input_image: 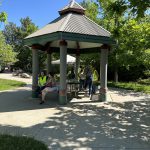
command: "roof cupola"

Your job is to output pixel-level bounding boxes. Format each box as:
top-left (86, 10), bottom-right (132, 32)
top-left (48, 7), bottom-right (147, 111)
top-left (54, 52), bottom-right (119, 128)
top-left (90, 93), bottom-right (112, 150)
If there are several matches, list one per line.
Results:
top-left (59, 0), bottom-right (86, 15)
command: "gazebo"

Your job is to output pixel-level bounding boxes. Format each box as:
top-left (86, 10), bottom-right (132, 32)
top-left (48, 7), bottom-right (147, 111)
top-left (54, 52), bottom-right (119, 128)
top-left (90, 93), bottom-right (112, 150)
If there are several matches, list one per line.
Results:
top-left (24, 0), bottom-right (115, 104)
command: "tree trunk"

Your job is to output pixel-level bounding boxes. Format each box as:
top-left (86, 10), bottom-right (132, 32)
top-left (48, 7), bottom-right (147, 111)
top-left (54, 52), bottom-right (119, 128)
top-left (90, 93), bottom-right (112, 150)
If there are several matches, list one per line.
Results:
top-left (114, 16), bottom-right (119, 83)
top-left (114, 67), bottom-right (118, 82)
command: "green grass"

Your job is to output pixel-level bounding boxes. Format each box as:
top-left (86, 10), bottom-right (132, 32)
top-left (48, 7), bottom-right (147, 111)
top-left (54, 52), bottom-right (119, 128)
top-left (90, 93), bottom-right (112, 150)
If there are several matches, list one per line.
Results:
top-left (108, 81), bottom-right (150, 94)
top-left (0, 134), bottom-right (48, 150)
top-left (0, 78), bottom-right (26, 91)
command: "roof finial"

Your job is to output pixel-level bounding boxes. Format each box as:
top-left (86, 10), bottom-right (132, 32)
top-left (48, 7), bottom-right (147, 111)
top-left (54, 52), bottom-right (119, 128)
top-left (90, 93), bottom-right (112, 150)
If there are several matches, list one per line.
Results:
top-left (70, 0), bottom-right (75, 7)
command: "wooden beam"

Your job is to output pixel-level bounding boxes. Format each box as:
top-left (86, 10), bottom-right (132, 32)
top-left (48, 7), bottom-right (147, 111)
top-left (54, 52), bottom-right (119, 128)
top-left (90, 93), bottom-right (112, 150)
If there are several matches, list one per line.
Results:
top-left (31, 42), bottom-right (54, 53)
top-left (44, 42), bottom-right (53, 54)
top-left (100, 44), bottom-right (111, 50)
top-left (31, 44), bottom-right (45, 51)
top-left (76, 41), bottom-right (80, 56)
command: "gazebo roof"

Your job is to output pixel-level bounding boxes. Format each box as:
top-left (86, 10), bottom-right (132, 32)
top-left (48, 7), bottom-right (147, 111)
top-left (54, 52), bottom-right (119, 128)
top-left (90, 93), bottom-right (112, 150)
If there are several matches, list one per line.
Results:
top-left (24, 0), bottom-right (115, 52)
top-left (26, 13), bottom-right (110, 39)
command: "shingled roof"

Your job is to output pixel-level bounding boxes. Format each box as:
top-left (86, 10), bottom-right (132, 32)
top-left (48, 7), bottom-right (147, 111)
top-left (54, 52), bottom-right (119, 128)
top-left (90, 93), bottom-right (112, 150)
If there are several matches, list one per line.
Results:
top-left (26, 13), bottom-right (110, 39)
top-left (25, 0), bottom-right (115, 48)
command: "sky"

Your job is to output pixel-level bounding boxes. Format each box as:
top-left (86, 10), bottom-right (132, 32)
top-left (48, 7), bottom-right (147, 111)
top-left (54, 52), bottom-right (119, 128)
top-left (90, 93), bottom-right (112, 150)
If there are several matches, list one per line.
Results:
top-left (0, 0), bottom-right (83, 30)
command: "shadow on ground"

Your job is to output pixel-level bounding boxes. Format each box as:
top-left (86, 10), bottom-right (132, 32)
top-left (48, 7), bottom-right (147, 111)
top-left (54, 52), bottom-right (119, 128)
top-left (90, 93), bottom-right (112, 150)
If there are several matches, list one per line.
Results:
top-left (0, 100), bottom-right (149, 148)
top-left (0, 87), bottom-right (61, 113)
top-left (0, 88), bottom-right (150, 149)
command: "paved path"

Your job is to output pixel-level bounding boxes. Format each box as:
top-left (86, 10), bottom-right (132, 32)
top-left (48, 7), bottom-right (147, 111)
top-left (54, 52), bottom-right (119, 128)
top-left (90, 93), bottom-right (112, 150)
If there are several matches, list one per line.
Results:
top-left (0, 72), bottom-right (32, 84)
top-left (0, 73), bottom-right (150, 149)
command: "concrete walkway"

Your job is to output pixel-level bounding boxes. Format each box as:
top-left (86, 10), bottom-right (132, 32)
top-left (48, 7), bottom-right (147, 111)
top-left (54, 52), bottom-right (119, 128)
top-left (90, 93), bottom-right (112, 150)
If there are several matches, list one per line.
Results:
top-left (0, 73), bottom-right (150, 150)
top-left (0, 72), bottom-right (32, 84)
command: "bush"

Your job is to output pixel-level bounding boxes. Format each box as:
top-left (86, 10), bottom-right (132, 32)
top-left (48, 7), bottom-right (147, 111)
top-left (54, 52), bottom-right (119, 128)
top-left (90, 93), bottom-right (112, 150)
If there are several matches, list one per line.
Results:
top-left (0, 134), bottom-right (48, 150)
top-left (108, 81), bottom-right (150, 94)
top-left (108, 65), bottom-right (147, 82)
top-left (137, 78), bottom-right (150, 85)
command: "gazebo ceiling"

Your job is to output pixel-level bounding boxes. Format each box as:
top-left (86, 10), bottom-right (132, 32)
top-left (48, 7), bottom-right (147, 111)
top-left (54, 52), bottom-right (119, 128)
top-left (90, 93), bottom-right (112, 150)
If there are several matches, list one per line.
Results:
top-left (24, 0), bottom-right (115, 52)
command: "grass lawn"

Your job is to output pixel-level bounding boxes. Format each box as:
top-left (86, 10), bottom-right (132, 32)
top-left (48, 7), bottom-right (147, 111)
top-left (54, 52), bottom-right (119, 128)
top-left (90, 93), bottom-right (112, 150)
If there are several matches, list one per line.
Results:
top-left (0, 134), bottom-right (48, 150)
top-left (108, 81), bottom-right (150, 94)
top-left (0, 78), bottom-right (26, 91)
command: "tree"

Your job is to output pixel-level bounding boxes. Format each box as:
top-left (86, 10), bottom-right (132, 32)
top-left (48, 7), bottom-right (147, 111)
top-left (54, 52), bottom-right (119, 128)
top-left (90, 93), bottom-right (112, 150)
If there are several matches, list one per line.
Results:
top-left (3, 17), bottom-right (38, 72)
top-left (3, 22), bottom-right (20, 46)
top-left (128, 0), bottom-right (150, 18)
top-left (97, 0), bottom-right (127, 82)
top-left (81, 0), bottom-right (150, 81)
top-left (118, 17), bottom-right (150, 79)
top-left (80, 0), bottom-right (99, 22)
top-left (0, 1), bottom-right (7, 23)
top-left (97, 0), bottom-right (150, 18)
top-left (96, 0), bottom-right (149, 81)
top-left (0, 32), bottom-right (17, 66)
top-left (0, 12), bottom-right (7, 22)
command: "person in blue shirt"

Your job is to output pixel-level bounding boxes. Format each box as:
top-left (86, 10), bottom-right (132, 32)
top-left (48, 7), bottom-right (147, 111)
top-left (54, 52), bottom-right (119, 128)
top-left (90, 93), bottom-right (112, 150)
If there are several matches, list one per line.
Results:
top-left (84, 65), bottom-right (93, 97)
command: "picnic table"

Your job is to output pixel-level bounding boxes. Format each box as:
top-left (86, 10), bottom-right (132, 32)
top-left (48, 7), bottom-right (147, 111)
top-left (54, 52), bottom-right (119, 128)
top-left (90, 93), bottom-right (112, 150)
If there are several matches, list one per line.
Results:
top-left (67, 80), bottom-right (80, 96)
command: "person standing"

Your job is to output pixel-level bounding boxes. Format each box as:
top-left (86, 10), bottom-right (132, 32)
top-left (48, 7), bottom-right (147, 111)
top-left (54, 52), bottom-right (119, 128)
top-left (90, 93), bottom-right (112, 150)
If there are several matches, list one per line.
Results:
top-left (84, 66), bottom-right (93, 97)
top-left (92, 67), bottom-right (99, 94)
top-left (67, 67), bottom-right (75, 80)
top-left (78, 66), bottom-right (85, 91)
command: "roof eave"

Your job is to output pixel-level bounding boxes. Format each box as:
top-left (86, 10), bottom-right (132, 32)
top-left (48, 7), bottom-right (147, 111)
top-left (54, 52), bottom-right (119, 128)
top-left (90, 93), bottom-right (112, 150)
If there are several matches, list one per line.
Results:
top-left (24, 31), bottom-right (116, 46)
top-left (61, 32), bottom-right (116, 45)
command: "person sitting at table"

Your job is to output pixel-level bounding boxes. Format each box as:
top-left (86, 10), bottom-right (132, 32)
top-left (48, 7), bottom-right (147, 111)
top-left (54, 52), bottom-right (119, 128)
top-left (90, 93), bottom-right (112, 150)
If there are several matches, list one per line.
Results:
top-left (40, 72), bottom-right (58, 104)
top-left (91, 67), bottom-right (99, 94)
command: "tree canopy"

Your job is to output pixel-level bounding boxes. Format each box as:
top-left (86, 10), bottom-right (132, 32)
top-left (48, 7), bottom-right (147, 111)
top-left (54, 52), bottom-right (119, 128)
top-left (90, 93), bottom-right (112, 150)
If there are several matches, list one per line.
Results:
top-left (0, 32), bottom-right (17, 66)
top-left (97, 0), bottom-right (150, 18)
top-left (80, 0), bottom-right (150, 81)
top-left (0, 1), bottom-right (7, 23)
top-left (3, 17), bottom-right (38, 71)
top-left (0, 11), bottom-right (7, 23)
